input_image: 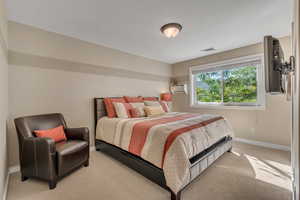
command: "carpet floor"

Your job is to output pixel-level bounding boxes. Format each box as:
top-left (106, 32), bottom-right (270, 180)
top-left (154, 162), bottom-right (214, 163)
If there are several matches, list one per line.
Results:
top-left (7, 142), bottom-right (292, 200)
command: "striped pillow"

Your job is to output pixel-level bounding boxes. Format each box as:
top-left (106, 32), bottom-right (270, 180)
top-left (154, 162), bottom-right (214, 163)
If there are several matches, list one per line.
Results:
top-left (159, 101), bottom-right (170, 112)
top-left (104, 97), bottom-right (126, 118)
top-left (130, 102), bottom-right (145, 108)
top-left (144, 106), bottom-right (165, 117)
top-left (130, 107), bottom-right (146, 118)
top-left (144, 101), bottom-right (170, 112)
top-left (113, 102), bottom-right (133, 118)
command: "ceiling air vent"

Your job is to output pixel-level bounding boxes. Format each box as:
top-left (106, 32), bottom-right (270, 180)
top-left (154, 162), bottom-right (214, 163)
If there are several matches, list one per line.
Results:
top-left (202, 47), bottom-right (216, 52)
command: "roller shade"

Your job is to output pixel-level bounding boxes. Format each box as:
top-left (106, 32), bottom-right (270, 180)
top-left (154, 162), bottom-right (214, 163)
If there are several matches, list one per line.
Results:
top-left (191, 59), bottom-right (261, 75)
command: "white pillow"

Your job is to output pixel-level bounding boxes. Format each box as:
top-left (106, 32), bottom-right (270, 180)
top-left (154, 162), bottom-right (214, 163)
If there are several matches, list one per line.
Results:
top-left (113, 102), bottom-right (146, 118)
top-left (144, 101), bottom-right (169, 112)
top-left (130, 102), bottom-right (145, 108)
top-left (113, 102), bottom-right (131, 118)
top-left (130, 107), bottom-right (146, 118)
top-left (144, 101), bottom-right (160, 106)
top-left (144, 106), bottom-right (166, 117)
top-left (129, 102), bottom-right (146, 116)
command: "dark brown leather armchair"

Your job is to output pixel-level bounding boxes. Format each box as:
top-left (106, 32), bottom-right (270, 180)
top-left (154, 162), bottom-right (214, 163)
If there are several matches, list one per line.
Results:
top-left (14, 113), bottom-right (90, 189)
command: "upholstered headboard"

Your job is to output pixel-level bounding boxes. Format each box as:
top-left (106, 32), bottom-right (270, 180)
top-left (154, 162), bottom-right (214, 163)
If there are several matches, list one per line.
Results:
top-left (94, 98), bottom-right (107, 129)
top-left (94, 97), bottom-right (159, 129)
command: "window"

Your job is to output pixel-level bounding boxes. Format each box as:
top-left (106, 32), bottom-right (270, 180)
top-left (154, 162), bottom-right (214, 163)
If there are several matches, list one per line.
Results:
top-left (190, 55), bottom-right (265, 109)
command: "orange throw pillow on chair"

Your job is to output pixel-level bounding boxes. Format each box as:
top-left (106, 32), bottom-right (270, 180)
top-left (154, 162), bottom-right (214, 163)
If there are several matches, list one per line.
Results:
top-left (34, 125), bottom-right (67, 143)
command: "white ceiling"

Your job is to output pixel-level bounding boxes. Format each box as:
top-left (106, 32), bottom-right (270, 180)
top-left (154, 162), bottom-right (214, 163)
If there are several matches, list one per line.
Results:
top-left (6, 0), bottom-right (293, 64)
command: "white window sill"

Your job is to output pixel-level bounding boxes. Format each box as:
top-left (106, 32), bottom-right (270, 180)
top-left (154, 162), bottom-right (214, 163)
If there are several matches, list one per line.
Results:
top-left (190, 103), bottom-right (266, 110)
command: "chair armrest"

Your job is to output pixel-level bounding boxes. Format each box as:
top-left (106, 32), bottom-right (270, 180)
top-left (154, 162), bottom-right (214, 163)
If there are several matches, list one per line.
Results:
top-left (21, 137), bottom-right (56, 180)
top-left (64, 127), bottom-right (89, 143)
top-left (23, 137), bottom-right (56, 155)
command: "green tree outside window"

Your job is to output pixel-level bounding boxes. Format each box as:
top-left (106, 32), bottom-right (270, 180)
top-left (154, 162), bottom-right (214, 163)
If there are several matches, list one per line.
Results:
top-left (196, 66), bottom-right (257, 103)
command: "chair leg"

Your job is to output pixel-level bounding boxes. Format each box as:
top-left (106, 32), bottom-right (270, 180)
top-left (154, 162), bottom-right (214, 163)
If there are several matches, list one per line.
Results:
top-left (21, 175), bottom-right (28, 182)
top-left (171, 191), bottom-right (181, 200)
top-left (49, 180), bottom-right (57, 190)
top-left (84, 160), bottom-right (89, 167)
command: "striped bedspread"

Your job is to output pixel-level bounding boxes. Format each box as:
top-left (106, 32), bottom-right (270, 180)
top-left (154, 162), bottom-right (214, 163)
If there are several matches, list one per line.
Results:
top-left (96, 112), bottom-right (234, 192)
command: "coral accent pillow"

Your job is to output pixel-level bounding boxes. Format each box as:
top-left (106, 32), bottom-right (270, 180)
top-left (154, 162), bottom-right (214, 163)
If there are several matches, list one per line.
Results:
top-left (161, 93), bottom-right (172, 101)
top-left (34, 125), bottom-right (67, 143)
top-left (124, 96), bottom-right (144, 103)
top-left (143, 97), bottom-right (157, 101)
top-left (144, 106), bottom-right (166, 117)
top-left (104, 97), bottom-right (126, 118)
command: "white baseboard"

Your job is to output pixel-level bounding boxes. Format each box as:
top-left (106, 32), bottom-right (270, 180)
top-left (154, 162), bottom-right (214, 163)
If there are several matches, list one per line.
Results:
top-left (234, 137), bottom-right (290, 151)
top-left (90, 146), bottom-right (95, 152)
top-left (2, 173), bottom-right (9, 200)
top-left (8, 166), bottom-right (20, 174)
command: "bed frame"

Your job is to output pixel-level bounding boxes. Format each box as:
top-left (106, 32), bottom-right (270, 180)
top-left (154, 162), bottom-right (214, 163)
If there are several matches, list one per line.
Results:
top-left (94, 97), bottom-right (232, 200)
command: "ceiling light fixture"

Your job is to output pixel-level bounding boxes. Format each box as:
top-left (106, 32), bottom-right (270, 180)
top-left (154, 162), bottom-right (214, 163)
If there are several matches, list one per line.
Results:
top-left (160, 23), bottom-right (182, 38)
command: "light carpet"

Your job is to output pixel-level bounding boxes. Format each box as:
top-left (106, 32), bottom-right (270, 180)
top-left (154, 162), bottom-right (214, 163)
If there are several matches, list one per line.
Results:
top-left (6, 142), bottom-right (292, 200)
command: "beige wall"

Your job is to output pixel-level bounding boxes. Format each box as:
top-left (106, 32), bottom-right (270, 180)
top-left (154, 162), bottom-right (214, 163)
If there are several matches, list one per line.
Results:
top-left (0, 0), bottom-right (8, 198)
top-left (0, 0), bottom-right (6, 43)
top-left (172, 36), bottom-right (292, 147)
top-left (6, 20), bottom-right (291, 168)
top-left (7, 21), bottom-right (172, 167)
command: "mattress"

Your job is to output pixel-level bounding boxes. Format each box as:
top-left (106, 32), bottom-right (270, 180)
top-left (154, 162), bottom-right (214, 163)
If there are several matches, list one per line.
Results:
top-left (96, 112), bottom-right (234, 192)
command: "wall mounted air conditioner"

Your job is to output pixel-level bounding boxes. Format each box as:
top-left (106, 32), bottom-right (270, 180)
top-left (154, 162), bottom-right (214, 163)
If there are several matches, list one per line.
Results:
top-left (171, 84), bottom-right (187, 94)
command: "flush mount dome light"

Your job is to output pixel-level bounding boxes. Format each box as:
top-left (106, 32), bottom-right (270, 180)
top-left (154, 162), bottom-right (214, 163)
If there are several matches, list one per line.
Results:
top-left (160, 23), bottom-right (182, 38)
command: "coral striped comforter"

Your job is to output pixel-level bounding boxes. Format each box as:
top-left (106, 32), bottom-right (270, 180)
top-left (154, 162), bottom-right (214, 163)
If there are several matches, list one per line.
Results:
top-left (96, 112), bottom-right (233, 192)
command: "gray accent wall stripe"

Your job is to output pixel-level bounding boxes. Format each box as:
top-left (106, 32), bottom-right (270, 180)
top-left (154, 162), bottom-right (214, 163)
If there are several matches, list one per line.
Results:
top-left (0, 26), bottom-right (7, 58)
top-left (8, 51), bottom-right (170, 82)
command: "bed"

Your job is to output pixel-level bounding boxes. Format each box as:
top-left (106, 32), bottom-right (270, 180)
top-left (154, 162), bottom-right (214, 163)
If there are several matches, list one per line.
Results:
top-left (94, 97), bottom-right (233, 200)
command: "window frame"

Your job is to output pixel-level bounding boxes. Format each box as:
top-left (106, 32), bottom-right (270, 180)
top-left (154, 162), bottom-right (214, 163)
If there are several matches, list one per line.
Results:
top-left (189, 54), bottom-right (266, 110)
